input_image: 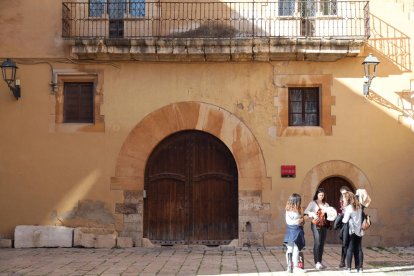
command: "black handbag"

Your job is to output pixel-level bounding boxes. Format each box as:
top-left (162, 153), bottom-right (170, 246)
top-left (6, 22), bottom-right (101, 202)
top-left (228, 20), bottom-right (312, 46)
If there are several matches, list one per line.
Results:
top-left (333, 213), bottom-right (344, 230)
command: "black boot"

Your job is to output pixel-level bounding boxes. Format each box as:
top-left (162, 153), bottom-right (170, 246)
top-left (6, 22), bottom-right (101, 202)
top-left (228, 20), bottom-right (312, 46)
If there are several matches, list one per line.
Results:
top-left (339, 258), bottom-right (345, 268)
top-left (339, 247), bottom-right (346, 268)
top-left (287, 253), bottom-right (293, 273)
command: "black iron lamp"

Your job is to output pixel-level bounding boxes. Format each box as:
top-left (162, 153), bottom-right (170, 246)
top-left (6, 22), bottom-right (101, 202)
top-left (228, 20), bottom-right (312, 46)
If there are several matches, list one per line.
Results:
top-left (362, 53), bottom-right (380, 96)
top-left (1, 58), bottom-right (21, 99)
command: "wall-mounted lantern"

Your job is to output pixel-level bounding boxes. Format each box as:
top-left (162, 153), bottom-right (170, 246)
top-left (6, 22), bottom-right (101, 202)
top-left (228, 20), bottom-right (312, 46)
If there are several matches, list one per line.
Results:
top-left (1, 58), bottom-right (21, 100)
top-left (362, 53), bottom-right (380, 96)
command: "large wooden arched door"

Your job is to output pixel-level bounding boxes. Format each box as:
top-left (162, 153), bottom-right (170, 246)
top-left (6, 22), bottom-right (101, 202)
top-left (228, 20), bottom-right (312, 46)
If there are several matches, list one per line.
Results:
top-left (144, 130), bottom-right (238, 245)
top-left (318, 177), bottom-right (354, 244)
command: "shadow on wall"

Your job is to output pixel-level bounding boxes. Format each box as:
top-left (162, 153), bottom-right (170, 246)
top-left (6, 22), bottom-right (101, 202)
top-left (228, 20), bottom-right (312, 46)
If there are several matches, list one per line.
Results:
top-left (56, 200), bottom-right (116, 229)
top-left (368, 13), bottom-right (412, 72)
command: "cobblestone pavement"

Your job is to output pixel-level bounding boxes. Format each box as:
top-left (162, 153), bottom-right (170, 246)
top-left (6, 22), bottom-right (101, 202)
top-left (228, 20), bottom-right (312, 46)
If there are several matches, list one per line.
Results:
top-left (0, 246), bottom-right (413, 275)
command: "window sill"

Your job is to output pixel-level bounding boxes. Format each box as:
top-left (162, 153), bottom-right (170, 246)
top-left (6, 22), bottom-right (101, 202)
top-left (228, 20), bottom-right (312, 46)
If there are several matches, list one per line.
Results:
top-left (49, 121), bottom-right (105, 133)
top-left (283, 126), bottom-right (326, 136)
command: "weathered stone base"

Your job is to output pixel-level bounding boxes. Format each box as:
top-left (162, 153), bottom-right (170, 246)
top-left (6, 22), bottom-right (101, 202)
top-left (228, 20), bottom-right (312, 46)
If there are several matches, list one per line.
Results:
top-left (14, 226), bottom-right (73, 248)
top-left (0, 239), bottom-right (12, 248)
top-left (116, 191), bottom-right (144, 246)
top-left (238, 190), bottom-right (271, 247)
top-left (116, 237), bottom-right (133, 248)
top-left (73, 228), bottom-right (117, 248)
top-left (116, 190), bottom-right (271, 247)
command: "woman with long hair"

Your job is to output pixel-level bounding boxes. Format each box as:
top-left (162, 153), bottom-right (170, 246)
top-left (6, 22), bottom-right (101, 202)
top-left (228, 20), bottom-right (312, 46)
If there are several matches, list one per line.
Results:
top-left (342, 191), bottom-right (364, 273)
top-left (338, 186), bottom-right (352, 268)
top-left (304, 187), bottom-right (330, 269)
top-left (283, 193), bottom-right (305, 273)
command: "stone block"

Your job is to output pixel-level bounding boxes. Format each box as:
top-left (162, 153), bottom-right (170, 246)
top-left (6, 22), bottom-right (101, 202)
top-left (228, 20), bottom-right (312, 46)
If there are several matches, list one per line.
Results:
top-left (115, 203), bottom-right (138, 214)
top-left (220, 239), bottom-right (239, 249)
top-left (253, 222), bottom-right (269, 233)
top-left (123, 190), bottom-right (141, 204)
top-left (0, 239), bottom-right (12, 248)
top-left (124, 214), bottom-right (140, 223)
top-left (117, 237), bottom-right (133, 248)
top-left (123, 222), bottom-right (138, 232)
top-left (142, 238), bottom-right (161, 248)
top-left (14, 225), bottom-right (73, 248)
top-left (74, 228), bottom-right (117, 248)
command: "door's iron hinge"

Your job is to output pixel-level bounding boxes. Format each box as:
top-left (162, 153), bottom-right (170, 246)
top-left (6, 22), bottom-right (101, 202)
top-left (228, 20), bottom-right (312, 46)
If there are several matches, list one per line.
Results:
top-left (143, 189), bottom-right (147, 198)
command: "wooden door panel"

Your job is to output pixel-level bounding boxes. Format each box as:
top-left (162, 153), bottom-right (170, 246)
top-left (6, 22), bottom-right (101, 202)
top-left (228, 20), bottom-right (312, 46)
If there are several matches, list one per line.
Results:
top-left (191, 134), bottom-right (238, 243)
top-left (144, 130), bottom-right (238, 245)
top-left (146, 178), bottom-right (186, 242)
top-left (191, 178), bottom-right (236, 243)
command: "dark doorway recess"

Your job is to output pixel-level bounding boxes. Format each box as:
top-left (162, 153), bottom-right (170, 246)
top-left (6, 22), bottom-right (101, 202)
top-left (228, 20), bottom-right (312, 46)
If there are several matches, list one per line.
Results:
top-left (318, 176), bottom-right (354, 244)
top-left (144, 130), bottom-right (238, 245)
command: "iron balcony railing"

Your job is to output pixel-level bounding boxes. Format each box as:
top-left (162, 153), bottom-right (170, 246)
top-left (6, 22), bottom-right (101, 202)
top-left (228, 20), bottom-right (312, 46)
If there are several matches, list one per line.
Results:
top-left (62, 1), bottom-right (370, 39)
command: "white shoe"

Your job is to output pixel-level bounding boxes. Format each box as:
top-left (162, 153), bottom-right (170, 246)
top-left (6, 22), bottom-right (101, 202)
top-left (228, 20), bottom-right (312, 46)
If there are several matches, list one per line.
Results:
top-left (315, 262), bottom-right (326, 269)
top-left (293, 267), bottom-right (305, 273)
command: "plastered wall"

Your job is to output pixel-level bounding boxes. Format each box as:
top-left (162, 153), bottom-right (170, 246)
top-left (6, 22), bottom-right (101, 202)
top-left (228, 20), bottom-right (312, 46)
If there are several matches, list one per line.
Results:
top-left (0, 0), bottom-right (413, 246)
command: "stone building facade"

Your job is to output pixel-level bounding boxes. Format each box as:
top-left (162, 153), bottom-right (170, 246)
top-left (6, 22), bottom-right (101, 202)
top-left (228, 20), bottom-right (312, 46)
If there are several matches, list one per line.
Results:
top-left (0, 0), bottom-right (414, 247)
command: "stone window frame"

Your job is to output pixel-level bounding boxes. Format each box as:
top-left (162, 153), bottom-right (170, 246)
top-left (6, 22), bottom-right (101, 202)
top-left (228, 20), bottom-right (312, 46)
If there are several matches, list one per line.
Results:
top-left (274, 74), bottom-right (335, 136)
top-left (49, 70), bottom-right (105, 133)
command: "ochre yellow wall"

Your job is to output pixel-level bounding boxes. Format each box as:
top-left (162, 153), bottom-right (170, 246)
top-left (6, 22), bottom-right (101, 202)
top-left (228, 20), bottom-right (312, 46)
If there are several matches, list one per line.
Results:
top-left (0, 0), bottom-right (413, 246)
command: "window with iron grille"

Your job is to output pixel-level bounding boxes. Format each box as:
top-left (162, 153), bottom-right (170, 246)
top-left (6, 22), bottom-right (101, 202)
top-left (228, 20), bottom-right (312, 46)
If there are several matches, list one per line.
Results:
top-left (88, 0), bottom-right (146, 17)
top-left (63, 83), bottom-right (94, 123)
top-left (279, 0), bottom-right (295, 16)
top-left (89, 0), bottom-right (105, 17)
top-left (130, 0), bottom-right (145, 17)
top-left (288, 87), bottom-right (320, 126)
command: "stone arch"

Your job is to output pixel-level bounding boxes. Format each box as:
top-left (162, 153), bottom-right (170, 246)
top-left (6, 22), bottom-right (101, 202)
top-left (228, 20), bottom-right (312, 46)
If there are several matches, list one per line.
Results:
top-left (300, 160), bottom-right (380, 246)
top-left (301, 160), bottom-right (372, 203)
top-left (112, 101), bottom-right (269, 191)
top-left (111, 101), bottom-right (272, 246)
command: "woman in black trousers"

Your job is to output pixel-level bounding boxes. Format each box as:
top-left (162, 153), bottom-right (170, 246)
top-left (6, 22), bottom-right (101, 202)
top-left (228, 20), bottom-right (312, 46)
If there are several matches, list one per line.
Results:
top-left (338, 186), bottom-right (352, 267)
top-left (342, 192), bottom-right (364, 273)
top-left (304, 188), bottom-right (330, 270)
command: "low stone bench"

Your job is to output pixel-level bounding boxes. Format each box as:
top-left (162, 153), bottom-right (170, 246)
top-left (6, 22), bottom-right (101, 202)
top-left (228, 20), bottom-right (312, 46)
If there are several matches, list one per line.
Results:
top-left (74, 227), bottom-right (117, 248)
top-left (14, 225), bottom-right (73, 248)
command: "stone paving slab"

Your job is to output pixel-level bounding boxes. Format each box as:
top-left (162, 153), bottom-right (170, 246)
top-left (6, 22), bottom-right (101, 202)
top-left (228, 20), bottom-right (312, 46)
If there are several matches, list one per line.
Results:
top-left (0, 246), bottom-right (413, 275)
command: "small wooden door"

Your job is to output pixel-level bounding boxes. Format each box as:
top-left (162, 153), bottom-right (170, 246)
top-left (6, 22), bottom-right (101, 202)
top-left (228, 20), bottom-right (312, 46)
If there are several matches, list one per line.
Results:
top-left (318, 177), bottom-right (354, 244)
top-left (144, 130), bottom-right (238, 245)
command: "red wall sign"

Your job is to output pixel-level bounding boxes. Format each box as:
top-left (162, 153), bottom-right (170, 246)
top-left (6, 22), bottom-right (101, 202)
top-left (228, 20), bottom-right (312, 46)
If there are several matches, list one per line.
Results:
top-left (281, 165), bottom-right (296, 178)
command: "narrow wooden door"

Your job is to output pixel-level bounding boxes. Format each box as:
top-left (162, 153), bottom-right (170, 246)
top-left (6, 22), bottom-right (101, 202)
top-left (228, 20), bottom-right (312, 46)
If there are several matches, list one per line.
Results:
top-left (144, 130), bottom-right (238, 245)
top-left (318, 177), bottom-right (354, 244)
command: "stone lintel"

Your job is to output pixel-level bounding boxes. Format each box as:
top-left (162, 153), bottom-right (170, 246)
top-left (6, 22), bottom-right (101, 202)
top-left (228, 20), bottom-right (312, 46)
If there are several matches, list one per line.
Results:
top-left (70, 38), bottom-right (364, 62)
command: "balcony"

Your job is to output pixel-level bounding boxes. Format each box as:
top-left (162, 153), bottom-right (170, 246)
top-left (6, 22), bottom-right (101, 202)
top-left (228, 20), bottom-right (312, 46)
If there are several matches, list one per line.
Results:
top-left (63, 1), bottom-right (370, 61)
